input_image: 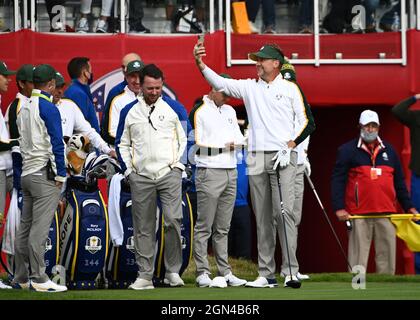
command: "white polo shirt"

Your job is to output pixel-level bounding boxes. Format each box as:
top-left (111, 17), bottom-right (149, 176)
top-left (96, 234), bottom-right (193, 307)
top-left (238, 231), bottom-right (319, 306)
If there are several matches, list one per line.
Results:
top-left (202, 66), bottom-right (309, 152)
top-left (192, 95), bottom-right (245, 168)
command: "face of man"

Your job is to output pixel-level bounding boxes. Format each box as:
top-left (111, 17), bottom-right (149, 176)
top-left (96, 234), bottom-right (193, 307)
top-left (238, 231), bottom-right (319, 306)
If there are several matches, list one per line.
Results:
top-left (0, 74), bottom-right (12, 93)
top-left (360, 122), bottom-right (380, 143)
top-left (211, 89), bottom-right (230, 107)
top-left (255, 57), bottom-right (280, 81)
top-left (18, 80), bottom-right (34, 98)
top-left (141, 76), bottom-right (163, 105)
top-left (52, 85), bottom-right (65, 104)
top-left (126, 72), bottom-right (141, 95)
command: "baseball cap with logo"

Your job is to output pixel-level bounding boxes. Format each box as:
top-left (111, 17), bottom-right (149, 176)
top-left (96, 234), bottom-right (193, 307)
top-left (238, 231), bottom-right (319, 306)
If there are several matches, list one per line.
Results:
top-left (0, 61), bottom-right (16, 76)
top-left (33, 64), bottom-right (56, 83)
top-left (280, 60), bottom-right (296, 81)
top-left (248, 44), bottom-right (285, 63)
top-left (126, 60), bottom-right (145, 74)
top-left (55, 72), bottom-right (66, 87)
top-left (359, 110), bottom-right (380, 126)
top-left (16, 64), bottom-right (34, 82)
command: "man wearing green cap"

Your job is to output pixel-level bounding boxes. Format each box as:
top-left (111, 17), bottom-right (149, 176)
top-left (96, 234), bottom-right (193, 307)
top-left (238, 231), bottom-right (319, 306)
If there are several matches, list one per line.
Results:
top-left (189, 74), bottom-right (247, 288)
top-left (0, 61), bottom-right (17, 290)
top-left (13, 64), bottom-right (67, 292)
top-left (102, 60), bottom-right (144, 147)
top-left (193, 42), bottom-right (315, 288)
top-left (53, 71), bottom-right (114, 158)
top-left (279, 60), bottom-right (312, 285)
top-left (5, 64), bottom-right (34, 192)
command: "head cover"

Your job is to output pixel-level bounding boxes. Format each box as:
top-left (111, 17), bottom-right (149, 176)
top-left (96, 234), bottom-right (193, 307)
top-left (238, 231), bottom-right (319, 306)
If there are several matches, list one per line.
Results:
top-left (280, 60), bottom-right (296, 81)
top-left (248, 45), bottom-right (285, 63)
top-left (359, 110), bottom-right (380, 126)
top-left (0, 61), bottom-right (16, 76)
top-left (66, 134), bottom-right (91, 175)
top-left (55, 72), bottom-right (66, 87)
top-left (126, 60), bottom-right (145, 74)
top-left (16, 64), bottom-right (34, 82)
top-left (33, 64), bottom-right (56, 83)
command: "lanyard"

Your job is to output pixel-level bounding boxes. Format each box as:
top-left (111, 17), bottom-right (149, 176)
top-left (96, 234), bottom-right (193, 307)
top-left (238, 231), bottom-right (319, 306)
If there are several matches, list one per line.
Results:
top-left (32, 92), bottom-right (52, 103)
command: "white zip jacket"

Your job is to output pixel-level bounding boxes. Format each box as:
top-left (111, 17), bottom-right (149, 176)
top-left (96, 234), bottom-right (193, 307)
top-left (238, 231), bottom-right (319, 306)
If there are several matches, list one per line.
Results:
top-left (192, 95), bottom-right (245, 168)
top-left (108, 85), bottom-right (138, 143)
top-left (116, 96), bottom-right (187, 180)
top-left (202, 66), bottom-right (309, 152)
top-left (56, 98), bottom-right (111, 155)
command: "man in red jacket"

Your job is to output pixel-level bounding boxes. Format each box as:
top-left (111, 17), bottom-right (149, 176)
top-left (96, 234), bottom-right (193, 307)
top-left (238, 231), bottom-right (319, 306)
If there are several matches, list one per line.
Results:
top-left (331, 110), bottom-right (418, 274)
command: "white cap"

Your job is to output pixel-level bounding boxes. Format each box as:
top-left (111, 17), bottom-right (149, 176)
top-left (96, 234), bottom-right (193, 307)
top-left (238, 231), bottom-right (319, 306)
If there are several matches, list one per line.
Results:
top-left (359, 110), bottom-right (380, 125)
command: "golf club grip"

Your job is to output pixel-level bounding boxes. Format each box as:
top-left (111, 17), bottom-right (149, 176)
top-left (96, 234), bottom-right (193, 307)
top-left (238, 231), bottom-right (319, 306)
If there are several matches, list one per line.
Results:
top-left (345, 220), bottom-right (352, 230)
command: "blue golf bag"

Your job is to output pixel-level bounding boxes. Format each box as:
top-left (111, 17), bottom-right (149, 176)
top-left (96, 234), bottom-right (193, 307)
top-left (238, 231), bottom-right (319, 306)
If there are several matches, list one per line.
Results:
top-left (59, 152), bottom-right (110, 290)
top-left (106, 172), bottom-right (193, 288)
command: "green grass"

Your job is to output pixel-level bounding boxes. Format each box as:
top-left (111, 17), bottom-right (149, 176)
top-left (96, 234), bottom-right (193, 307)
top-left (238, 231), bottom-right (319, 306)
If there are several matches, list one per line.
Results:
top-left (1, 257), bottom-right (419, 300)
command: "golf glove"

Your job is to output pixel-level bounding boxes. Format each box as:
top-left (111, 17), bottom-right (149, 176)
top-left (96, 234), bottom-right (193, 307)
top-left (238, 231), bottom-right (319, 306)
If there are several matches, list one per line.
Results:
top-left (303, 158), bottom-right (311, 177)
top-left (272, 147), bottom-right (291, 170)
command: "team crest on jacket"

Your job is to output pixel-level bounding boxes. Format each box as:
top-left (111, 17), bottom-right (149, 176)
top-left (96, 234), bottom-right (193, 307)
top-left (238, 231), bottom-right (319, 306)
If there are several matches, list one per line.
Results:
top-left (228, 118), bottom-right (233, 124)
top-left (85, 236), bottom-right (102, 254)
top-left (159, 115), bottom-right (165, 121)
top-left (382, 152), bottom-right (389, 161)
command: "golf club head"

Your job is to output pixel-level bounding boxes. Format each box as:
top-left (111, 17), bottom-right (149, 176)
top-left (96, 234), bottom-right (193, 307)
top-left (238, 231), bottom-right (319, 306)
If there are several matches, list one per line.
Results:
top-left (286, 279), bottom-right (301, 289)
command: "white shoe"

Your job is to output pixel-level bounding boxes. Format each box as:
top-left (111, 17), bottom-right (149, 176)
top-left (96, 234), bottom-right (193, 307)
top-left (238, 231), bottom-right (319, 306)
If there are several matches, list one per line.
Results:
top-left (76, 17), bottom-right (89, 33)
top-left (196, 273), bottom-right (212, 287)
top-left (128, 278), bottom-right (154, 290)
top-left (245, 277), bottom-right (278, 288)
top-left (163, 273), bottom-right (185, 287)
top-left (95, 19), bottom-right (108, 33)
top-left (0, 280), bottom-right (12, 289)
top-left (297, 272), bottom-right (310, 280)
top-left (224, 272), bottom-right (247, 287)
top-left (284, 275), bottom-right (300, 287)
top-left (30, 280), bottom-right (67, 292)
top-left (209, 276), bottom-right (227, 288)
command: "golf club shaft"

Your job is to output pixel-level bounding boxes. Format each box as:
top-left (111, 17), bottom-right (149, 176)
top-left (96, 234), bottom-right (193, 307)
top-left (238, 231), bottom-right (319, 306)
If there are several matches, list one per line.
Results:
top-left (304, 172), bottom-right (352, 271)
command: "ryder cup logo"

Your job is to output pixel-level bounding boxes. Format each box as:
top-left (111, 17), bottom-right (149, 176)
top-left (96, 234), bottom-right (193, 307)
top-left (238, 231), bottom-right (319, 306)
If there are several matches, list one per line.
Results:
top-left (45, 237), bottom-right (52, 252)
top-left (90, 69), bottom-right (179, 116)
top-left (85, 236), bottom-right (102, 254)
top-left (126, 236), bottom-right (135, 253)
top-left (382, 152), bottom-right (389, 161)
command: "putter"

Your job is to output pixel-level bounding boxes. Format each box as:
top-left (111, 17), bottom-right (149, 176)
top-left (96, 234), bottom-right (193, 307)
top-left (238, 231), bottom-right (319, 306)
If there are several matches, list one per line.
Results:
top-left (276, 167), bottom-right (301, 289)
top-left (304, 172), bottom-right (352, 271)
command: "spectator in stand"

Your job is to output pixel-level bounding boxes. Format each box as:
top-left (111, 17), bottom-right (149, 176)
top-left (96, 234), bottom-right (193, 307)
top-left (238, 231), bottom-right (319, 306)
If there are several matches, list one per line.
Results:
top-left (75, 0), bottom-right (114, 33)
top-left (128, 0), bottom-right (151, 33)
top-left (379, 0), bottom-right (400, 32)
top-left (246, 0), bottom-right (276, 34)
top-left (299, 0), bottom-right (313, 34)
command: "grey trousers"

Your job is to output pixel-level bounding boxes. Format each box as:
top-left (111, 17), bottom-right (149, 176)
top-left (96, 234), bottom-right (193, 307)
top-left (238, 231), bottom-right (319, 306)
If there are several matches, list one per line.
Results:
top-left (14, 169), bottom-right (61, 283)
top-left (247, 151), bottom-right (297, 279)
top-left (280, 163), bottom-right (305, 276)
top-left (193, 168), bottom-right (237, 276)
top-left (129, 169), bottom-right (183, 280)
top-left (348, 217), bottom-right (396, 274)
top-left (0, 170), bottom-right (13, 217)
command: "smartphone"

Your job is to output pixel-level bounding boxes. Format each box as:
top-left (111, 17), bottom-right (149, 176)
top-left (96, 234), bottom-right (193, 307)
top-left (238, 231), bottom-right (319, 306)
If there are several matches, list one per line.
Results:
top-left (198, 34), bottom-right (205, 44)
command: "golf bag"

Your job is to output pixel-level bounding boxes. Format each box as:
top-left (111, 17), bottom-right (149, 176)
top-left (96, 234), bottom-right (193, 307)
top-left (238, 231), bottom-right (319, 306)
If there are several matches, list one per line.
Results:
top-left (59, 153), bottom-right (109, 290)
top-left (44, 211), bottom-right (60, 277)
top-left (105, 170), bottom-right (193, 288)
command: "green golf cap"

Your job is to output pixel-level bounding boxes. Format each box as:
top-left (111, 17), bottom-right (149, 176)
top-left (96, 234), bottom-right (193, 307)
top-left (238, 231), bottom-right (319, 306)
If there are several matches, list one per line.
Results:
top-left (55, 71), bottom-right (66, 87)
top-left (16, 64), bottom-right (34, 82)
top-left (0, 61), bottom-right (16, 76)
top-left (248, 44), bottom-right (285, 63)
top-left (33, 64), bottom-right (56, 83)
top-left (219, 73), bottom-right (232, 79)
top-left (126, 60), bottom-right (144, 74)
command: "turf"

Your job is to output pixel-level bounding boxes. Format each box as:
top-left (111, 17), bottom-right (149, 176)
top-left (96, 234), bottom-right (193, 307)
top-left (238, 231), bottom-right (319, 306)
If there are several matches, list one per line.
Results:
top-left (1, 257), bottom-right (419, 300)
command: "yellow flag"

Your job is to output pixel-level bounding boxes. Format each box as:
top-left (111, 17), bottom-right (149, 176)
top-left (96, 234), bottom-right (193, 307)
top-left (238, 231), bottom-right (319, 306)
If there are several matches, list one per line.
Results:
top-left (391, 218), bottom-right (420, 252)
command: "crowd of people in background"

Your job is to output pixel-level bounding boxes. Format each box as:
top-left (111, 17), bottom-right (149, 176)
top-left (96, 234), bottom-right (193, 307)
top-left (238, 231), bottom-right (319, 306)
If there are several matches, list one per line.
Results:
top-left (0, 0), bottom-right (408, 34)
